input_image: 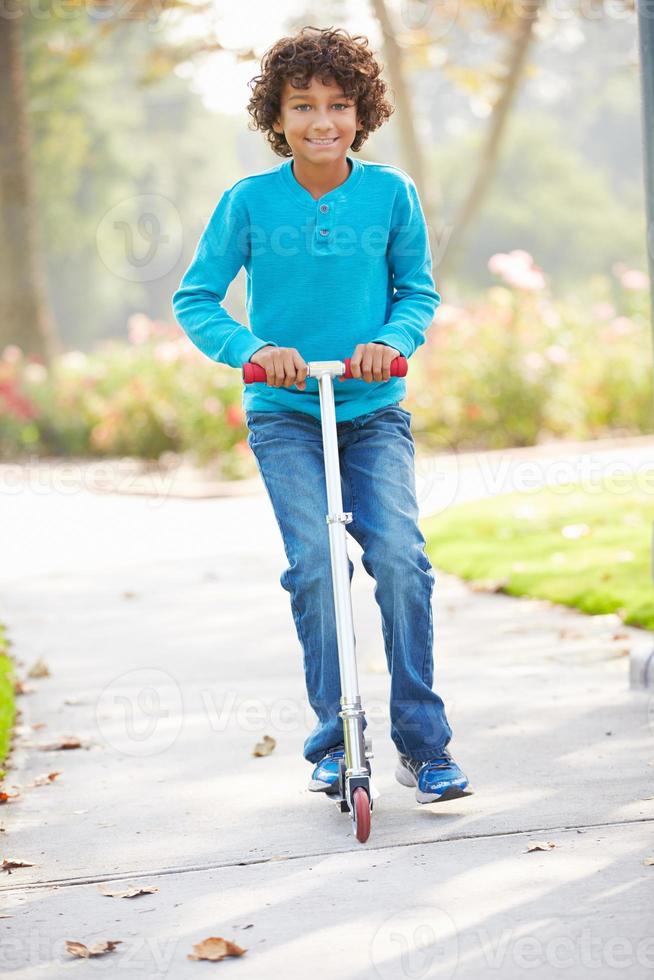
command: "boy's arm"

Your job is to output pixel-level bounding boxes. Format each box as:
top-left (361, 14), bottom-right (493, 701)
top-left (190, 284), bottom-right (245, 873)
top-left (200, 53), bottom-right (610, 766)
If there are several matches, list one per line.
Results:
top-left (371, 179), bottom-right (441, 358)
top-left (172, 189), bottom-right (277, 368)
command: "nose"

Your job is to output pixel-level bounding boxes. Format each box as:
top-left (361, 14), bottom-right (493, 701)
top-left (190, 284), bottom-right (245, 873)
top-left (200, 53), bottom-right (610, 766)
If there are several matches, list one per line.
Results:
top-left (312, 109), bottom-right (336, 132)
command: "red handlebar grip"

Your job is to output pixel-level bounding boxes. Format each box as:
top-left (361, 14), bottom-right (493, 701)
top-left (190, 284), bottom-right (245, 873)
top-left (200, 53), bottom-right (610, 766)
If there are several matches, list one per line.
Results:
top-left (342, 356), bottom-right (407, 379)
top-left (242, 362), bottom-right (267, 384)
top-left (242, 356), bottom-right (408, 384)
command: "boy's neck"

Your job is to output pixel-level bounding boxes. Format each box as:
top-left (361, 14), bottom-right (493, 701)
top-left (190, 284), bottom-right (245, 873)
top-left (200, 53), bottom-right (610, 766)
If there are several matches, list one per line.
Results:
top-left (290, 155), bottom-right (352, 201)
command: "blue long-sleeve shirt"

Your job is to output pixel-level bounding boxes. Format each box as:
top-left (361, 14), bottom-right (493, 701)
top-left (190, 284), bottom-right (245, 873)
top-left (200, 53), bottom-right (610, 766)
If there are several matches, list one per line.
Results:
top-left (172, 154), bottom-right (440, 422)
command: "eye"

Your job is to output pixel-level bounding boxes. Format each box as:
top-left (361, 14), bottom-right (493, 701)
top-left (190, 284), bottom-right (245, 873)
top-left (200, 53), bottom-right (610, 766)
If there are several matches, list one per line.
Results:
top-left (292, 102), bottom-right (353, 111)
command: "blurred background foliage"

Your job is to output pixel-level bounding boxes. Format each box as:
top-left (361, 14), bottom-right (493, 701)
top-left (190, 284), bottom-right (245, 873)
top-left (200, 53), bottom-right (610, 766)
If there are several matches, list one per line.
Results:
top-left (0, 1), bottom-right (651, 469)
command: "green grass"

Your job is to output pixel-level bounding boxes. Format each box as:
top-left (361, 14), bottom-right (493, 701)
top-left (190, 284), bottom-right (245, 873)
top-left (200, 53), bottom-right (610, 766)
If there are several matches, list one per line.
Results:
top-left (0, 623), bottom-right (16, 778)
top-left (422, 477), bottom-right (654, 630)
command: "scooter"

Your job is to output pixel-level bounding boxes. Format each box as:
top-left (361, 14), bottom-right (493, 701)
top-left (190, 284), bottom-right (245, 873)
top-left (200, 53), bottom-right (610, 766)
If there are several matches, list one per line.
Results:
top-left (242, 355), bottom-right (408, 842)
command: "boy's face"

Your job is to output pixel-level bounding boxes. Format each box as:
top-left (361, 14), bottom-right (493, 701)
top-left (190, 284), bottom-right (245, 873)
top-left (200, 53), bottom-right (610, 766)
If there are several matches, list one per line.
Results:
top-left (272, 76), bottom-right (362, 164)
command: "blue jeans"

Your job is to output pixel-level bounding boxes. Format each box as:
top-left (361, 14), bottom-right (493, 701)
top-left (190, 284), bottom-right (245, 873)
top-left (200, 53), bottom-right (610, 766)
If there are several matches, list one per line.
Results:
top-left (245, 401), bottom-right (453, 765)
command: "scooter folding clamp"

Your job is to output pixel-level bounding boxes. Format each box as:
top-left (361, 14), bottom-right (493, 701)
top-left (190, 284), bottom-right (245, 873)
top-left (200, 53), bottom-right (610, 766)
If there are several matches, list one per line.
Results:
top-left (325, 511), bottom-right (353, 525)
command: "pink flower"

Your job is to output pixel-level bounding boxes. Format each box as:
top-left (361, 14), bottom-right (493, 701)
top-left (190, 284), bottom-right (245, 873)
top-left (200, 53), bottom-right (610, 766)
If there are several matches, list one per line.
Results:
top-left (2, 345), bottom-right (23, 364)
top-left (434, 303), bottom-right (468, 328)
top-left (610, 316), bottom-right (635, 335)
top-left (488, 250), bottom-right (546, 291)
top-left (203, 397), bottom-right (221, 415)
top-left (545, 345), bottom-right (569, 364)
top-left (233, 439), bottom-right (250, 456)
top-left (620, 269), bottom-right (649, 291)
top-left (127, 313), bottom-right (153, 345)
top-left (226, 404), bottom-right (244, 428)
top-left (154, 342), bottom-right (180, 364)
top-left (591, 302), bottom-right (616, 321)
top-left (523, 352), bottom-right (546, 374)
top-left (0, 380), bottom-right (39, 420)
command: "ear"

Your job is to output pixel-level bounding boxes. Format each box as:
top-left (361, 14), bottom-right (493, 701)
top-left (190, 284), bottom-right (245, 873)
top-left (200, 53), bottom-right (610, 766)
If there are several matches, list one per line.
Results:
top-left (272, 117), bottom-right (283, 135)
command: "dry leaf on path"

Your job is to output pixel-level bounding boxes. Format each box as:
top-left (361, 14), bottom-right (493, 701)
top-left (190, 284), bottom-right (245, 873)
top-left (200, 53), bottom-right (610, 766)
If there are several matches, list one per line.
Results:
top-left (187, 937), bottom-right (246, 962)
top-left (65, 940), bottom-right (122, 958)
top-left (97, 884), bottom-right (159, 899)
top-left (27, 659), bottom-right (50, 678)
top-left (525, 841), bottom-right (557, 853)
top-left (29, 772), bottom-right (62, 787)
top-left (38, 736), bottom-right (84, 751)
top-left (252, 735), bottom-right (276, 757)
top-left (13, 678), bottom-right (33, 695)
top-left (644, 857), bottom-right (654, 866)
top-left (0, 789), bottom-right (21, 804)
top-left (2, 858), bottom-right (35, 873)
top-left (468, 579), bottom-right (508, 594)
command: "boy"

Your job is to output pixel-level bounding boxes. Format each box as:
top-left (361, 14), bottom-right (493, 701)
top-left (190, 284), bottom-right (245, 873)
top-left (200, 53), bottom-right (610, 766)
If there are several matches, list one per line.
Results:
top-left (172, 26), bottom-right (472, 805)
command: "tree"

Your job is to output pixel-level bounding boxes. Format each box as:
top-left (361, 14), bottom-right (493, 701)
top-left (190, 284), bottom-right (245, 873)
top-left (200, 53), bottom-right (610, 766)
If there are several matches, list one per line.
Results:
top-left (0, 13), bottom-right (61, 363)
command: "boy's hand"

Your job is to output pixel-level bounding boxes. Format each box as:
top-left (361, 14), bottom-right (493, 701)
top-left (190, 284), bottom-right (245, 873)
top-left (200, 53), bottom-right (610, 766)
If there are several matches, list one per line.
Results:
top-left (338, 342), bottom-right (401, 383)
top-left (249, 346), bottom-right (308, 390)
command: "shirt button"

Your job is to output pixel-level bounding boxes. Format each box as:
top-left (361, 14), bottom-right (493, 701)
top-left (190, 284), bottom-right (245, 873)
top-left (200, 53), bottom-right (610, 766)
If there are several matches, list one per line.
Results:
top-left (319, 204), bottom-right (329, 213)
top-left (319, 228), bottom-right (329, 236)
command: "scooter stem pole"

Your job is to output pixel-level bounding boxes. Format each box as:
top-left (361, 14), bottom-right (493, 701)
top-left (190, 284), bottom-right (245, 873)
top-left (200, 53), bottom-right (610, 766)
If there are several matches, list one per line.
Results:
top-left (315, 366), bottom-right (367, 778)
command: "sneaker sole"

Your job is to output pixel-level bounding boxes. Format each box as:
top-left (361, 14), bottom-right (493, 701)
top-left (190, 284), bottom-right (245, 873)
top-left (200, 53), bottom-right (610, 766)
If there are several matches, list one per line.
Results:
top-left (395, 763), bottom-right (474, 804)
top-left (308, 778), bottom-right (340, 795)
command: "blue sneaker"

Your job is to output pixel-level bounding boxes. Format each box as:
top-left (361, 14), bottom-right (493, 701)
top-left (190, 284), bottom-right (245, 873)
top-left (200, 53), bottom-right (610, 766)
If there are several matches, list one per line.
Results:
top-left (395, 748), bottom-right (473, 804)
top-left (308, 744), bottom-right (346, 794)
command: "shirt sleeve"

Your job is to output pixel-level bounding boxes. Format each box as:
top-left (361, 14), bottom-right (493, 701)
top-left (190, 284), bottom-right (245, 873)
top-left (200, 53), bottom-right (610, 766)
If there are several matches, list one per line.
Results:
top-left (172, 188), bottom-right (277, 368)
top-left (371, 178), bottom-right (441, 358)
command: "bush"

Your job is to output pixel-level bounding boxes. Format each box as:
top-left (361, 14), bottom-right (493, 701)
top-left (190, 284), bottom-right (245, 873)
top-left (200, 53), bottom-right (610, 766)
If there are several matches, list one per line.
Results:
top-left (1, 254), bottom-right (652, 477)
top-left (408, 252), bottom-right (653, 450)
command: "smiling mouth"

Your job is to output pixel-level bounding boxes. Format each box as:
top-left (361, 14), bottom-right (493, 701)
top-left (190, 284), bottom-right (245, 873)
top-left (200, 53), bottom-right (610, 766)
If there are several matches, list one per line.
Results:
top-left (305, 137), bottom-right (339, 145)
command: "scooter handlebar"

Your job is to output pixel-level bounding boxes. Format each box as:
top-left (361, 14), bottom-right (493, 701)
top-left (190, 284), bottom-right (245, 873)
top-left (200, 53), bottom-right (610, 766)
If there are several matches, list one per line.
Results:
top-left (242, 355), bottom-right (408, 384)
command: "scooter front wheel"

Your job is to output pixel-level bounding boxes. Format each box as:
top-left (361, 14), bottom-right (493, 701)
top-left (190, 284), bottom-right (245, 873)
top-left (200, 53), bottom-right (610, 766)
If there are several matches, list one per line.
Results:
top-left (352, 787), bottom-right (371, 843)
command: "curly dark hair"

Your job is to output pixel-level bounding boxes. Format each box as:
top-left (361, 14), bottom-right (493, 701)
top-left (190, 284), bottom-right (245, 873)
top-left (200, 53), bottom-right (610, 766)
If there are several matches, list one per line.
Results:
top-left (246, 25), bottom-right (394, 157)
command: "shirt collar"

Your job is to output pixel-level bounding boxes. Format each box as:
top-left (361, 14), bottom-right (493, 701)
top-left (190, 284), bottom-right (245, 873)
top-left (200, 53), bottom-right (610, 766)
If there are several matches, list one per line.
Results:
top-left (279, 154), bottom-right (363, 210)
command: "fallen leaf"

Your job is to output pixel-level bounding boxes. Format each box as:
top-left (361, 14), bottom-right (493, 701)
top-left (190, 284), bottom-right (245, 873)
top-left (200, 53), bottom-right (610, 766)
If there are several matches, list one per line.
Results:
top-left (97, 884), bottom-right (159, 899)
top-left (187, 937), bottom-right (246, 962)
top-left (13, 678), bottom-right (32, 695)
top-left (27, 659), bottom-right (50, 679)
top-left (525, 841), bottom-right (557, 853)
top-left (644, 857), bottom-right (654, 866)
top-left (65, 940), bottom-right (122, 958)
top-left (29, 772), bottom-right (62, 787)
top-left (0, 789), bottom-right (21, 804)
top-left (468, 578), bottom-right (508, 594)
top-left (611, 631), bottom-right (629, 641)
top-left (38, 736), bottom-right (83, 751)
top-left (558, 628), bottom-right (583, 640)
top-left (2, 858), bottom-right (35, 874)
top-left (122, 591), bottom-right (137, 599)
top-left (31, 722), bottom-right (47, 730)
top-left (252, 735), bottom-right (276, 757)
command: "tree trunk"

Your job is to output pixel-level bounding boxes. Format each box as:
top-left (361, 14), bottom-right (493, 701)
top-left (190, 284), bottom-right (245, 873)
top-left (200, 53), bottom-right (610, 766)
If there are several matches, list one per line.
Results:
top-left (0, 14), bottom-right (60, 364)
top-left (439, 0), bottom-right (544, 281)
top-left (370, 0), bottom-right (441, 226)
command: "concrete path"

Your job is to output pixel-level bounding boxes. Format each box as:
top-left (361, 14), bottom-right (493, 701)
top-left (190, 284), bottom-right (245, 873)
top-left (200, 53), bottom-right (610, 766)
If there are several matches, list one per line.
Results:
top-left (0, 440), bottom-right (653, 978)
